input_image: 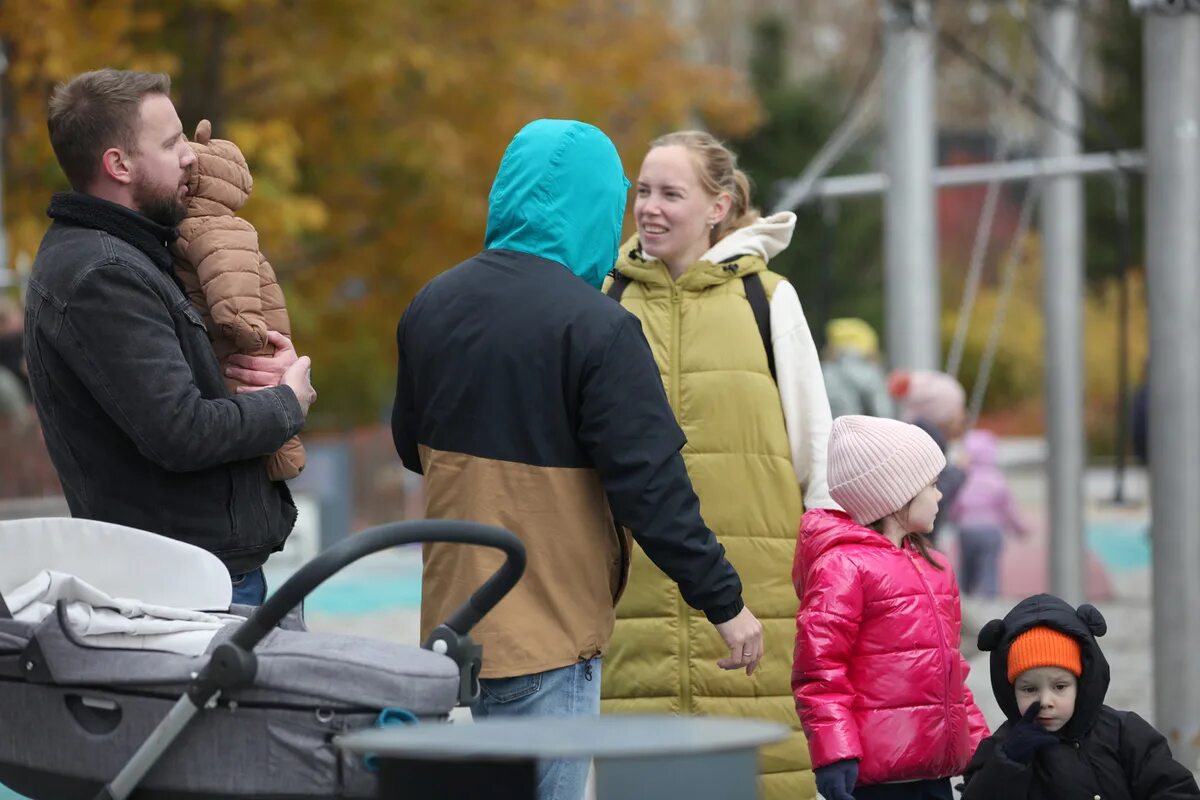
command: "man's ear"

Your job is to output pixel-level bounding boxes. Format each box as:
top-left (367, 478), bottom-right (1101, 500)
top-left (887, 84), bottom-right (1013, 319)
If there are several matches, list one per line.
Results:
top-left (100, 147), bottom-right (133, 185)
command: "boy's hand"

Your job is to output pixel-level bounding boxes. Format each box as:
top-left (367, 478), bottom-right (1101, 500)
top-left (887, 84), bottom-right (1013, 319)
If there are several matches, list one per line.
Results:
top-left (1003, 703), bottom-right (1059, 764)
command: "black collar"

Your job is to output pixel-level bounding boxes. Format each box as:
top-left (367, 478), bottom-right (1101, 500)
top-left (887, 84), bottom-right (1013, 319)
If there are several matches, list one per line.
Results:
top-left (47, 192), bottom-right (178, 274)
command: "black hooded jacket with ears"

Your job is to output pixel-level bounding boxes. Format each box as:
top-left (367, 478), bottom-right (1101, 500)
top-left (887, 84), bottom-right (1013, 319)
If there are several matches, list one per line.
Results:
top-left (961, 594), bottom-right (1199, 800)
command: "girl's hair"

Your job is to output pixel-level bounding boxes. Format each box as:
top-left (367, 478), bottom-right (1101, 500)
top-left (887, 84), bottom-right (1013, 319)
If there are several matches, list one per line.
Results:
top-left (649, 130), bottom-right (760, 245)
top-left (868, 513), bottom-right (945, 570)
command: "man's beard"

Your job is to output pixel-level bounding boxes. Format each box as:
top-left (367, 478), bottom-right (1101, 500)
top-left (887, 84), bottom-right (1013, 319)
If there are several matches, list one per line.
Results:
top-left (132, 180), bottom-right (187, 228)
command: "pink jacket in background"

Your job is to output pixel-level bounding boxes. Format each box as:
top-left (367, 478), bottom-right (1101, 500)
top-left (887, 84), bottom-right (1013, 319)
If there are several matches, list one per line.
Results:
top-left (792, 509), bottom-right (989, 786)
top-left (948, 430), bottom-right (1029, 535)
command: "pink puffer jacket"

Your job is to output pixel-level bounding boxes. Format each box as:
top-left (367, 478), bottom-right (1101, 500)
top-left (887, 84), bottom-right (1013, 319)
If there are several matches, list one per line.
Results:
top-left (792, 509), bottom-right (988, 786)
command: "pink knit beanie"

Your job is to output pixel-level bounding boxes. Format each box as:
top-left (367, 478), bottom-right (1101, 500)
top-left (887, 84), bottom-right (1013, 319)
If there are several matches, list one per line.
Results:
top-left (889, 369), bottom-right (966, 431)
top-left (828, 415), bottom-right (948, 525)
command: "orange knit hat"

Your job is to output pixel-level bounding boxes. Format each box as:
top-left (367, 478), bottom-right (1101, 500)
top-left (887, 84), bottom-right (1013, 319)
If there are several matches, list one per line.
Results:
top-left (1007, 626), bottom-right (1083, 683)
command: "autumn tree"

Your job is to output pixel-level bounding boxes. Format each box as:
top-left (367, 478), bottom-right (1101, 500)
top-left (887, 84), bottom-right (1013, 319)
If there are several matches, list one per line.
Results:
top-left (0, 0), bottom-right (760, 426)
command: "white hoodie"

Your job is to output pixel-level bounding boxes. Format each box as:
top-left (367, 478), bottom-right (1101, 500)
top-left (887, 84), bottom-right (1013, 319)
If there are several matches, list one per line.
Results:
top-left (700, 212), bottom-right (838, 510)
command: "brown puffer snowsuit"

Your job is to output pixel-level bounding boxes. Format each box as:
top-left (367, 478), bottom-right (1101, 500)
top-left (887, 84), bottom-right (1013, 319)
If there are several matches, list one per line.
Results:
top-left (171, 120), bottom-right (305, 481)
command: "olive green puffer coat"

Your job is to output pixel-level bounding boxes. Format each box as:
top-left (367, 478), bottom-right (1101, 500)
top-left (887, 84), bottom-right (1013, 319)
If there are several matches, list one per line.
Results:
top-left (601, 223), bottom-right (830, 800)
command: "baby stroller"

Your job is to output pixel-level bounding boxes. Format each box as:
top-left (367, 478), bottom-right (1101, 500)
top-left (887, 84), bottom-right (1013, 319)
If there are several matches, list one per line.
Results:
top-left (0, 517), bottom-right (524, 799)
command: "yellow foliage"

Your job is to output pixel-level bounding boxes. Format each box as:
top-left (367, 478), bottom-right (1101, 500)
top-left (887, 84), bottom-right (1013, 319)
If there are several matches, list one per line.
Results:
top-left (942, 235), bottom-right (1148, 447)
top-left (1, 0), bottom-right (761, 425)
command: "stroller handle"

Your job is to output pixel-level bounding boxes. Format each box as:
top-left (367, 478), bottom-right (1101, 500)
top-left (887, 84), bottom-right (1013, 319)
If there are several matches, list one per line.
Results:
top-left (98, 522), bottom-right (524, 800)
top-left (229, 520), bottom-right (526, 652)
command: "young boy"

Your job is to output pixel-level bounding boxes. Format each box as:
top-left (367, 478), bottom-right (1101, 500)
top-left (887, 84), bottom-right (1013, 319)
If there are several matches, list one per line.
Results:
top-left (962, 593), bottom-right (1200, 799)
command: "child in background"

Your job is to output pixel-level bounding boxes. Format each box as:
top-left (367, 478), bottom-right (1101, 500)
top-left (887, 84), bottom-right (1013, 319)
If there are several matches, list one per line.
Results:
top-left (793, 415), bottom-right (988, 800)
top-left (888, 369), bottom-right (968, 548)
top-left (962, 593), bottom-right (1199, 799)
top-left (172, 120), bottom-right (305, 481)
top-left (821, 318), bottom-right (894, 420)
top-left (949, 429), bottom-right (1029, 598)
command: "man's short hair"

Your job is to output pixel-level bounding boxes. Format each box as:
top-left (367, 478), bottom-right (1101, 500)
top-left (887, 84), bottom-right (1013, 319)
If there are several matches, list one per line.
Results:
top-left (47, 69), bottom-right (172, 191)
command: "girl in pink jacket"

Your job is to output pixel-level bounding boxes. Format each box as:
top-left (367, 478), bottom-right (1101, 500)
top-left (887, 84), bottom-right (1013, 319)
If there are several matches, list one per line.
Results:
top-left (792, 415), bottom-right (989, 800)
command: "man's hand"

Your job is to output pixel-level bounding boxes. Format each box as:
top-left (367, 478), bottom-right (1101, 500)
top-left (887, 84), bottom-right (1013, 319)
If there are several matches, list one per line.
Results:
top-left (281, 356), bottom-right (316, 417)
top-left (713, 605), bottom-right (764, 675)
top-left (226, 331), bottom-right (298, 390)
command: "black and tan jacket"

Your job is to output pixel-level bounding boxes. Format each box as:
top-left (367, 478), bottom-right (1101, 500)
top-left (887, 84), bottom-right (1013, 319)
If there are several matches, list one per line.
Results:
top-left (391, 120), bottom-right (744, 679)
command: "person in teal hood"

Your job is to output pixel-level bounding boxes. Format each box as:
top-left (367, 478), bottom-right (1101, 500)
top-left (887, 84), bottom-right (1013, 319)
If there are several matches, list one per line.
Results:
top-left (485, 118), bottom-right (630, 289)
top-left (392, 119), bottom-right (763, 800)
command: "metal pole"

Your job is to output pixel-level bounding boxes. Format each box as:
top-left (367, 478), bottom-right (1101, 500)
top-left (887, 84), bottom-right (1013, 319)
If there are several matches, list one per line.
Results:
top-left (1141, 0), bottom-right (1200, 770)
top-left (1110, 174), bottom-right (1133, 505)
top-left (786, 150), bottom-right (1146, 205)
top-left (1037, 0), bottom-right (1086, 605)
top-left (0, 41), bottom-right (9, 290)
top-left (882, 0), bottom-right (939, 370)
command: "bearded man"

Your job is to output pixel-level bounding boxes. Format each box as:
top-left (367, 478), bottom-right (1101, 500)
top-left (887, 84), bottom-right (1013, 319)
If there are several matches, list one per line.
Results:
top-left (24, 69), bottom-right (316, 604)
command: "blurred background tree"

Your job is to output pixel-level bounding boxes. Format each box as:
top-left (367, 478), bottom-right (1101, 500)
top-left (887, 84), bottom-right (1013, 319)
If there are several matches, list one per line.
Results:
top-left (0, 0), bottom-right (1151, 448)
top-left (730, 14), bottom-right (885, 352)
top-left (0, 0), bottom-right (760, 428)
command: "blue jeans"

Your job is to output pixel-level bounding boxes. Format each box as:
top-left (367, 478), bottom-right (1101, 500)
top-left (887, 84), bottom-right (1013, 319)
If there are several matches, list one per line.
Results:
top-left (958, 525), bottom-right (1004, 598)
top-left (470, 658), bottom-right (600, 800)
top-left (230, 567), bottom-right (267, 606)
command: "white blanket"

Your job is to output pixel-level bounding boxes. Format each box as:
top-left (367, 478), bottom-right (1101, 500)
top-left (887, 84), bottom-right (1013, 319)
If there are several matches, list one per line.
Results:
top-left (6, 570), bottom-right (242, 656)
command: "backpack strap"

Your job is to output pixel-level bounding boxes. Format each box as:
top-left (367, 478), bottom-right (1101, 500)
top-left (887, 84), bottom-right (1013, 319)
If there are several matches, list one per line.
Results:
top-left (605, 272), bottom-right (632, 302)
top-left (608, 269), bottom-right (775, 381)
top-left (742, 273), bottom-right (776, 382)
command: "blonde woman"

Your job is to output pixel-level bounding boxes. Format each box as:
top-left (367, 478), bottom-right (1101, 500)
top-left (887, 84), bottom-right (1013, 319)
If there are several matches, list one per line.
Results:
top-left (601, 131), bottom-right (836, 800)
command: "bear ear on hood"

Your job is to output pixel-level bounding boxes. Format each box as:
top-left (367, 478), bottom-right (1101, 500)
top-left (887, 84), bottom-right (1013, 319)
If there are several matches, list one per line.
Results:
top-left (1076, 604), bottom-right (1107, 637)
top-left (978, 619), bottom-right (1006, 651)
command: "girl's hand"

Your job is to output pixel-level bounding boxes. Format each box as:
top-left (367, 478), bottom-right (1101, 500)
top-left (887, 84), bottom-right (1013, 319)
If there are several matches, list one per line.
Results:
top-left (814, 759), bottom-right (858, 800)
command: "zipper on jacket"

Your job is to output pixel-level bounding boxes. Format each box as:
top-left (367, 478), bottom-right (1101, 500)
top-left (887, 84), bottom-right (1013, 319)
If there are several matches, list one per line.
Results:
top-left (908, 550), bottom-right (955, 754)
top-left (669, 283), bottom-right (691, 712)
top-left (668, 285), bottom-right (682, 414)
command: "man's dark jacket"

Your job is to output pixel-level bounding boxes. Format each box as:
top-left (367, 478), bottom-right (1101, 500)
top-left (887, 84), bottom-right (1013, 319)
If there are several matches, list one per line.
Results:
top-left (391, 120), bottom-right (743, 678)
top-left (962, 594), bottom-right (1200, 800)
top-left (24, 193), bottom-right (301, 574)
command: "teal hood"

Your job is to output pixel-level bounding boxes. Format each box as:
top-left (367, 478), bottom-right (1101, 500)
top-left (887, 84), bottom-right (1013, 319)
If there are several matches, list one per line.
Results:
top-left (485, 119), bottom-right (630, 289)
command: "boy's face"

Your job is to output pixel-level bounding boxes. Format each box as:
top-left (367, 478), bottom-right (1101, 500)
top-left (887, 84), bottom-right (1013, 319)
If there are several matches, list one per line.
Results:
top-left (1014, 667), bottom-right (1078, 732)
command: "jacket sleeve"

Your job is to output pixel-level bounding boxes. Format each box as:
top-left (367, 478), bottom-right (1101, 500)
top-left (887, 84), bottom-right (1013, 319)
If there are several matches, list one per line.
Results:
top-left (1119, 712), bottom-right (1200, 799)
top-left (60, 262), bottom-right (302, 472)
top-left (960, 732), bottom-right (1034, 800)
top-left (862, 366), bottom-right (896, 419)
top-left (950, 571), bottom-right (993, 747)
top-left (576, 313), bottom-right (744, 624)
top-left (391, 310), bottom-right (422, 475)
top-left (178, 215), bottom-right (269, 353)
top-left (961, 651), bottom-right (993, 747)
top-left (1000, 483), bottom-right (1031, 537)
top-left (792, 548), bottom-right (865, 768)
top-left (769, 280), bottom-right (838, 510)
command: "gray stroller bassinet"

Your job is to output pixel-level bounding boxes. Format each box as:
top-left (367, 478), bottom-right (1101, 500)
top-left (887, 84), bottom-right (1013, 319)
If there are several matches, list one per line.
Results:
top-left (0, 517), bottom-right (524, 800)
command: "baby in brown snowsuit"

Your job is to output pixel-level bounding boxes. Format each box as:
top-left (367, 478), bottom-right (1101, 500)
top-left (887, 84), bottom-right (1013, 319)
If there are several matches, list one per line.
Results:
top-left (172, 120), bottom-right (305, 481)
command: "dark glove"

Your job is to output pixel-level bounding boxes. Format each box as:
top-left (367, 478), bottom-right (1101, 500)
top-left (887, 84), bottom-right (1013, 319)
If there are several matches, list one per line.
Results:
top-left (815, 759), bottom-right (859, 800)
top-left (1003, 702), bottom-right (1059, 764)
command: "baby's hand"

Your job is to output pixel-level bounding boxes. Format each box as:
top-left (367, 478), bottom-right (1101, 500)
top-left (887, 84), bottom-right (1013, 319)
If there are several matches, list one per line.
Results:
top-left (193, 119), bottom-right (212, 145)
